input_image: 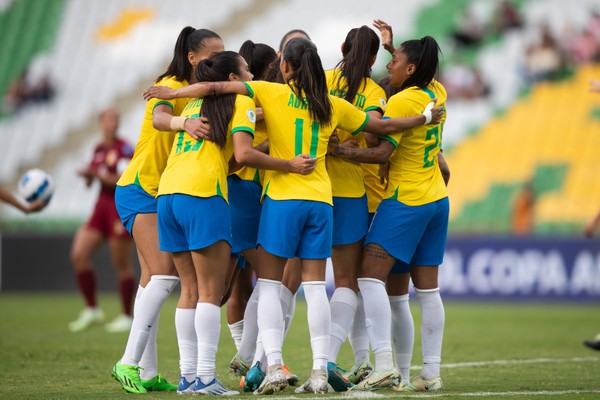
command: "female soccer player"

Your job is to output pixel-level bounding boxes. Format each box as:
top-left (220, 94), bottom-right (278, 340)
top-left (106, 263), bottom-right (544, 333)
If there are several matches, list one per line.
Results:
top-left (69, 107), bottom-right (136, 334)
top-left (226, 39), bottom-right (276, 354)
top-left (329, 35), bottom-right (448, 392)
top-left (159, 50), bottom-right (315, 395)
top-left (323, 25), bottom-right (387, 392)
top-left (111, 27), bottom-right (223, 394)
top-left (144, 36), bottom-right (441, 395)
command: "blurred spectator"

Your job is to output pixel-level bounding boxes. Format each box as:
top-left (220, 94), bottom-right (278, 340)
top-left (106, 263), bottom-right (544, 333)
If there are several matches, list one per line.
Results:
top-left (450, 7), bottom-right (485, 49)
top-left (522, 24), bottom-right (565, 84)
top-left (491, 0), bottom-right (522, 35)
top-left (441, 63), bottom-right (490, 101)
top-left (3, 67), bottom-right (55, 114)
top-left (511, 182), bottom-right (535, 235)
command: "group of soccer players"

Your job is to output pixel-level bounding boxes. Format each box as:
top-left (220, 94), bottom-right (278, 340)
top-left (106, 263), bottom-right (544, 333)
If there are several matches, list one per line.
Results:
top-left (109, 18), bottom-right (449, 396)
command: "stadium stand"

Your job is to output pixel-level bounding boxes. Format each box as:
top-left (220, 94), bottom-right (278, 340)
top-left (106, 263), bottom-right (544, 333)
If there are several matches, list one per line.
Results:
top-left (1, 0), bottom-right (599, 237)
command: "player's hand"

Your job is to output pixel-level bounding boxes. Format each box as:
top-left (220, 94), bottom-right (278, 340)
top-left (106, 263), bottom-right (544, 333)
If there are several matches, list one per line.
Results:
top-left (590, 79), bottom-right (600, 93)
top-left (289, 154), bottom-right (317, 175)
top-left (143, 86), bottom-right (176, 100)
top-left (327, 131), bottom-right (340, 155)
top-left (23, 198), bottom-right (47, 213)
top-left (185, 117), bottom-right (212, 141)
top-left (373, 19), bottom-right (394, 53)
top-left (378, 161), bottom-right (390, 189)
top-left (584, 221), bottom-right (596, 238)
top-left (423, 99), bottom-right (444, 125)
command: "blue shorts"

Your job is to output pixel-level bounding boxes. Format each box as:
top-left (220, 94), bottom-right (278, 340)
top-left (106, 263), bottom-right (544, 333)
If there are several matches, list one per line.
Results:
top-left (115, 184), bottom-right (157, 235)
top-left (368, 211), bottom-right (406, 273)
top-left (365, 197), bottom-right (449, 267)
top-left (228, 175), bottom-right (262, 253)
top-left (157, 194), bottom-right (231, 252)
top-left (257, 197), bottom-right (333, 259)
top-left (332, 195), bottom-right (368, 246)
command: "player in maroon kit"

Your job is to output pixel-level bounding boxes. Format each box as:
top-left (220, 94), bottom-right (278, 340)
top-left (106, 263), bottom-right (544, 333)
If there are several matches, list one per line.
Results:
top-left (69, 107), bottom-right (137, 333)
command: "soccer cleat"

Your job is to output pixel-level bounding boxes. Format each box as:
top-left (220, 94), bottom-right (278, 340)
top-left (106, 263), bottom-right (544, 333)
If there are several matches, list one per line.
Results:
top-left (141, 374), bottom-right (177, 391)
top-left (192, 377), bottom-right (239, 395)
top-left (111, 361), bottom-right (147, 394)
top-left (392, 379), bottom-right (417, 392)
top-left (69, 307), bottom-right (104, 332)
top-left (105, 314), bottom-right (133, 333)
top-left (327, 362), bottom-right (353, 392)
top-left (350, 369), bottom-right (398, 391)
top-left (243, 361), bottom-right (265, 392)
top-left (253, 363), bottom-right (288, 395)
top-left (294, 368), bottom-right (329, 394)
top-left (410, 375), bottom-right (444, 391)
top-left (583, 334), bottom-right (600, 350)
top-left (229, 354), bottom-right (251, 377)
top-left (282, 363), bottom-right (299, 386)
top-left (177, 376), bottom-right (195, 394)
top-left (343, 361), bottom-right (373, 384)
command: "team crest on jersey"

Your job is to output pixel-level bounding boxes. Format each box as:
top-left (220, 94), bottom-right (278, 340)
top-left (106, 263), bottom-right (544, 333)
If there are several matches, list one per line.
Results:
top-left (247, 109), bottom-right (256, 123)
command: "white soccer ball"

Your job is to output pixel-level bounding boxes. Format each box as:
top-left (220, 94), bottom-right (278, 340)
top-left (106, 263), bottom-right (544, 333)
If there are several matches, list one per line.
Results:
top-left (18, 168), bottom-right (55, 203)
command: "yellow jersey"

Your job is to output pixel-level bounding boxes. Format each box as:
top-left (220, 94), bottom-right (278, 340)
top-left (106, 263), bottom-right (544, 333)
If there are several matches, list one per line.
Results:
top-left (117, 76), bottom-right (191, 196)
top-left (232, 119), bottom-right (268, 185)
top-left (359, 134), bottom-right (388, 212)
top-left (157, 95), bottom-right (256, 201)
top-left (243, 81), bottom-right (369, 205)
top-left (380, 80), bottom-right (448, 206)
top-left (325, 68), bottom-right (387, 198)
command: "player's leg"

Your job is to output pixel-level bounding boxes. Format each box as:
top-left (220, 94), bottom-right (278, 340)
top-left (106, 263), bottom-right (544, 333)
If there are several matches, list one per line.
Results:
top-left (386, 271), bottom-right (414, 389)
top-left (189, 240), bottom-right (238, 395)
top-left (105, 234), bottom-right (135, 333)
top-left (69, 225), bottom-right (105, 332)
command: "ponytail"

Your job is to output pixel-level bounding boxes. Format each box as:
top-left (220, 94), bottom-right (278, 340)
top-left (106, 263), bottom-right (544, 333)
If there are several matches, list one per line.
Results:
top-left (334, 26), bottom-right (379, 103)
top-left (282, 37), bottom-right (332, 126)
top-left (157, 27), bottom-right (221, 83)
top-left (194, 51), bottom-right (241, 148)
top-left (398, 36), bottom-right (441, 91)
top-left (238, 40), bottom-right (277, 80)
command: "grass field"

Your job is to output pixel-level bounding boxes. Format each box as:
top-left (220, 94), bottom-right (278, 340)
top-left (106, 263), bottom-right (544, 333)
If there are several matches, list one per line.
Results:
top-left (1, 292), bottom-right (599, 399)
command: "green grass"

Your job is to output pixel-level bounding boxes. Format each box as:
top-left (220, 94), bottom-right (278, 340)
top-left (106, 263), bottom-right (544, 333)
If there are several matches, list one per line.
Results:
top-left (1, 293), bottom-right (599, 399)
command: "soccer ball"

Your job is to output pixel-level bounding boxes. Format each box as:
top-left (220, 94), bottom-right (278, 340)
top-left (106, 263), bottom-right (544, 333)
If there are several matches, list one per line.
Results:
top-left (18, 168), bottom-right (55, 203)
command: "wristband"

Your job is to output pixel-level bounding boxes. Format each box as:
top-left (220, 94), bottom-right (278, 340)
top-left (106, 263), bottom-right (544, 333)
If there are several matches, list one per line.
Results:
top-left (422, 102), bottom-right (434, 124)
top-left (170, 116), bottom-right (187, 131)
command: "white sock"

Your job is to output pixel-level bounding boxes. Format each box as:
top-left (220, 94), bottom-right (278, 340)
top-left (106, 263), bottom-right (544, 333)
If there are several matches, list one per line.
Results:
top-left (195, 302), bottom-right (221, 384)
top-left (349, 291), bottom-right (370, 365)
top-left (252, 335), bottom-right (266, 370)
top-left (238, 287), bottom-right (259, 362)
top-left (357, 278), bottom-right (393, 371)
top-left (175, 308), bottom-right (197, 382)
top-left (280, 285), bottom-right (294, 340)
top-left (228, 319), bottom-right (244, 352)
top-left (328, 287), bottom-right (357, 363)
top-left (257, 279), bottom-right (283, 367)
top-left (416, 288), bottom-right (445, 380)
top-left (121, 276), bottom-right (179, 366)
top-left (304, 281), bottom-right (330, 370)
top-left (390, 294), bottom-right (414, 381)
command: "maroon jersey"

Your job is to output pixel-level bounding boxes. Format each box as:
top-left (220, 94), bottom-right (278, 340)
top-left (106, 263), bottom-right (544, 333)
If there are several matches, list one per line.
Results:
top-left (88, 138), bottom-right (134, 195)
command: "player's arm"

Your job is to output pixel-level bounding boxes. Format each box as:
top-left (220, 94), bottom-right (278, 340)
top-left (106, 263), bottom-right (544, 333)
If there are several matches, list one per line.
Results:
top-left (328, 132), bottom-right (395, 164)
top-left (0, 186), bottom-right (45, 213)
top-left (143, 81), bottom-right (250, 101)
top-left (438, 152), bottom-right (450, 186)
top-left (232, 131), bottom-right (315, 175)
top-left (151, 104), bottom-right (211, 141)
top-left (364, 101), bottom-right (443, 134)
top-left (584, 208), bottom-right (600, 237)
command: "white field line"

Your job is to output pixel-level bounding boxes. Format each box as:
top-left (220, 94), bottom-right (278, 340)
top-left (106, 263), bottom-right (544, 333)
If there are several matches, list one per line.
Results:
top-left (265, 356), bottom-right (600, 399)
top-left (269, 389), bottom-right (600, 399)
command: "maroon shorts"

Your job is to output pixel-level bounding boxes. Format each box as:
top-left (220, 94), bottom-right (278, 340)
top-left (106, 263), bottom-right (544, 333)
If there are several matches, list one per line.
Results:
top-left (86, 192), bottom-right (130, 239)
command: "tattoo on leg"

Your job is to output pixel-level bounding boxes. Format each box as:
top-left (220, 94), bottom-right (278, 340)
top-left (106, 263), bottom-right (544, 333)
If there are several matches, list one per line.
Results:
top-left (365, 244), bottom-right (390, 260)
